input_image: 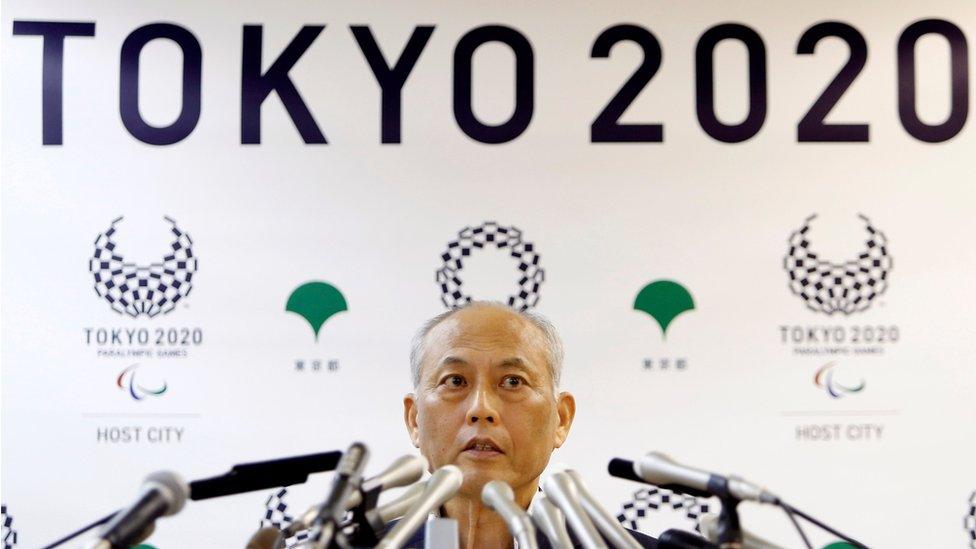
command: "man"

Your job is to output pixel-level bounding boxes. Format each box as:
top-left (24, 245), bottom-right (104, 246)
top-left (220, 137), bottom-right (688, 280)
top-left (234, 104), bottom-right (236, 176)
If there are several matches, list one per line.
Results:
top-left (402, 302), bottom-right (656, 548)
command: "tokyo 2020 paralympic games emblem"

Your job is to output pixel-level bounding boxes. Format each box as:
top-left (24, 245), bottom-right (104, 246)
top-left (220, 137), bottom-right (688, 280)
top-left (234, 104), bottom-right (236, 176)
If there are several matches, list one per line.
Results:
top-left (436, 221), bottom-right (544, 311)
top-left (783, 214), bottom-right (891, 315)
top-left (260, 488), bottom-right (310, 548)
top-left (89, 216), bottom-right (197, 318)
top-left (1, 504), bottom-right (16, 549)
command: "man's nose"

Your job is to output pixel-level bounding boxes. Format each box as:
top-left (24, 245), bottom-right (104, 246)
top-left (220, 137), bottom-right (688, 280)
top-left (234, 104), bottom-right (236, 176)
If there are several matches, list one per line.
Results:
top-left (466, 383), bottom-right (499, 425)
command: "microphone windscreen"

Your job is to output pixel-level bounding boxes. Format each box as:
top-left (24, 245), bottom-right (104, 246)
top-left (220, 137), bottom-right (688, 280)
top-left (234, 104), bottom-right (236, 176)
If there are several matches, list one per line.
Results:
top-left (245, 527), bottom-right (283, 549)
top-left (607, 459), bottom-right (643, 483)
top-left (144, 471), bottom-right (190, 516)
top-left (658, 529), bottom-right (718, 549)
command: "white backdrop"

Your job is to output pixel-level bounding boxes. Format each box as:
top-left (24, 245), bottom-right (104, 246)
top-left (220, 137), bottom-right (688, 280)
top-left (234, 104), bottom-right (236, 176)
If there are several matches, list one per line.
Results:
top-left (2, 1), bottom-right (975, 548)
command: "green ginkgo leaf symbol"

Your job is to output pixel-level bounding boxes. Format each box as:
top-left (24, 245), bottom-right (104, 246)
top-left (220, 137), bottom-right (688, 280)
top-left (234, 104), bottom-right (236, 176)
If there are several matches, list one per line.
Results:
top-left (285, 281), bottom-right (348, 341)
top-left (633, 280), bottom-right (695, 338)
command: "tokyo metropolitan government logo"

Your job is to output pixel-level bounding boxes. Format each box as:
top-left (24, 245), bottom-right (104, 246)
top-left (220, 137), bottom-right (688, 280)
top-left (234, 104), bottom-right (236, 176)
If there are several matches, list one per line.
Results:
top-left (784, 214), bottom-right (891, 315)
top-left (89, 216), bottom-right (197, 318)
top-left (285, 281), bottom-right (348, 341)
top-left (436, 222), bottom-right (544, 311)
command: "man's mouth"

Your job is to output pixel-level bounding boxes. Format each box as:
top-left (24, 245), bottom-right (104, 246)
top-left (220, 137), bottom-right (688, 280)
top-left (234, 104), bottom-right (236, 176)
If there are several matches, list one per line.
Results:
top-left (462, 437), bottom-right (504, 456)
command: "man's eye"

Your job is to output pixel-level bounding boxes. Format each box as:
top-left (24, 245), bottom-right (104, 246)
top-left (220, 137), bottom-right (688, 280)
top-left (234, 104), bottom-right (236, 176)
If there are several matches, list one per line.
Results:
top-left (442, 374), bottom-right (466, 387)
top-left (501, 375), bottom-right (525, 388)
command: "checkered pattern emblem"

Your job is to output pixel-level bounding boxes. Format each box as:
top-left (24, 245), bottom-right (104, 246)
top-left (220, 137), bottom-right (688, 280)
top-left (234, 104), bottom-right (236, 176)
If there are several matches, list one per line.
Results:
top-left (436, 221), bottom-right (544, 311)
top-left (261, 488), bottom-right (310, 548)
top-left (616, 487), bottom-right (710, 534)
top-left (783, 214), bottom-right (891, 315)
top-left (89, 216), bottom-right (197, 318)
top-left (965, 490), bottom-right (976, 548)
top-left (2, 504), bottom-right (16, 549)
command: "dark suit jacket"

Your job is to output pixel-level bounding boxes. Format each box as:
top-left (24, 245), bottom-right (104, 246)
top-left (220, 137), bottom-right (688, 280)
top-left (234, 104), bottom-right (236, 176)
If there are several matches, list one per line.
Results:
top-left (396, 519), bottom-right (658, 549)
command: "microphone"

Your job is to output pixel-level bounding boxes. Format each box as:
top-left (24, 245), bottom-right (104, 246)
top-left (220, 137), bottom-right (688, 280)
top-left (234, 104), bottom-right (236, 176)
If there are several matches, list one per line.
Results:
top-left (658, 529), bottom-right (719, 549)
top-left (635, 453), bottom-right (777, 504)
top-left (376, 480), bottom-right (428, 524)
top-left (190, 450), bottom-right (342, 501)
top-left (563, 470), bottom-right (642, 549)
top-left (530, 495), bottom-right (572, 549)
top-left (90, 471), bottom-right (188, 549)
top-left (307, 442), bottom-right (370, 548)
top-left (481, 480), bottom-right (538, 549)
top-left (544, 472), bottom-right (607, 549)
top-left (375, 465), bottom-right (463, 549)
top-left (699, 513), bottom-right (786, 549)
top-left (291, 454), bottom-right (427, 537)
top-left (608, 458), bottom-right (711, 499)
top-left (348, 454), bottom-right (429, 509)
top-left (244, 526), bottom-right (284, 549)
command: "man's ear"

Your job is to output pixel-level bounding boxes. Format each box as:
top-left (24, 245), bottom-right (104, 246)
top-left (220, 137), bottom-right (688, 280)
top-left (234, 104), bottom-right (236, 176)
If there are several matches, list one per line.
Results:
top-left (553, 391), bottom-right (576, 448)
top-left (403, 393), bottom-right (421, 448)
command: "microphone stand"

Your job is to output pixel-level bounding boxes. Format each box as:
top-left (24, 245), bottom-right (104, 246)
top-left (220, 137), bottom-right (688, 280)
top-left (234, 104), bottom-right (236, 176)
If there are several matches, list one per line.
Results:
top-left (703, 476), bottom-right (743, 548)
top-left (713, 496), bottom-right (742, 548)
top-left (41, 450), bottom-right (342, 549)
top-left (343, 485), bottom-right (385, 547)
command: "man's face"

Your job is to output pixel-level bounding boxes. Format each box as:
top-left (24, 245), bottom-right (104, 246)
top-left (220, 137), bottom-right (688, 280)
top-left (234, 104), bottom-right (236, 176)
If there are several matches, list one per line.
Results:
top-left (404, 306), bottom-right (575, 498)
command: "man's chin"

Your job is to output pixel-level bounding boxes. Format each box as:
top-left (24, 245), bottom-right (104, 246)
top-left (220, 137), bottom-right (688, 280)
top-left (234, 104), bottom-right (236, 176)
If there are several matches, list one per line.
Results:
top-left (454, 463), bottom-right (513, 497)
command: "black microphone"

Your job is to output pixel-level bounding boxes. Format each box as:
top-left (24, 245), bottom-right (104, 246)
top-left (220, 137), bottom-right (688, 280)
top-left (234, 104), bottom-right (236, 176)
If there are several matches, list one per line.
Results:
top-left (608, 458), bottom-right (712, 499)
top-left (91, 471), bottom-right (188, 549)
top-left (658, 529), bottom-right (719, 549)
top-left (189, 450), bottom-right (342, 500)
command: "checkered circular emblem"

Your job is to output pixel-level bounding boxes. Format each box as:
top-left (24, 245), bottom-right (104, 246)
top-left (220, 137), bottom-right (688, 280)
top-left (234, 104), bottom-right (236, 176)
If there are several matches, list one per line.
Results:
top-left (616, 487), bottom-right (710, 534)
top-left (965, 490), bottom-right (976, 548)
top-left (89, 216), bottom-right (197, 318)
top-left (436, 222), bottom-right (544, 311)
top-left (2, 504), bottom-right (17, 549)
top-left (261, 488), bottom-right (310, 548)
top-left (783, 214), bottom-right (891, 315)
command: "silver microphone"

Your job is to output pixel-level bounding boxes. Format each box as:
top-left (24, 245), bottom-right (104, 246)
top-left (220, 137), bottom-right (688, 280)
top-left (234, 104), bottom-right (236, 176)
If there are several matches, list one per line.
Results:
top-left (377, 481), bottom-right (427, 524)
top-left (89, 471), bottom-right (188, 549)
top-left (348, 455), bottom-right (429, 509)
top-left (531, 495), bottom-right (573, 549)
top-left (481, 480), bottom-right (538, 549)
top-left (636, 452), bottom-right (777, 504)
top-left (544, 472), bottom-right (607, 549)
top-left (376, 465), bottom-right (463, 549)
top-left (285, 443), bottom-right (372, 538)
top-left (564, 470), bottom-right (641, 549)
top-left (292, 454), bottom-right (429, 535)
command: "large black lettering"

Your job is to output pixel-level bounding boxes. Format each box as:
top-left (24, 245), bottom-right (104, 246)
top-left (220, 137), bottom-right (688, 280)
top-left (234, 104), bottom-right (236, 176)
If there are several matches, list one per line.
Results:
top-left (695, 23), bottom-right (767, 143)
top-left (119, 23), bottom-right (202, 145)
top-left (897, 19), bottom-right (969, 143)
top-left (11, 21), bottom-right (96, 145)
top-left (241, 25), bottom-right (326, 144)
top-left (453, 25), bottom-right (534, 144)
top-left (351, 26), bottom-right (434, 144)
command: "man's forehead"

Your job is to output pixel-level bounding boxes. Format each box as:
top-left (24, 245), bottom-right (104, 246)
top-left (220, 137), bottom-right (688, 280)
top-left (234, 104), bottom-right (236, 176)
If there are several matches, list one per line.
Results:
top-left (423, 306), bottom-right (548, 365)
